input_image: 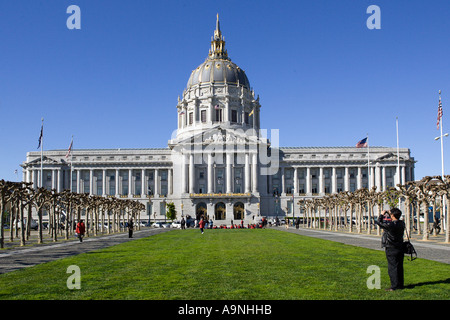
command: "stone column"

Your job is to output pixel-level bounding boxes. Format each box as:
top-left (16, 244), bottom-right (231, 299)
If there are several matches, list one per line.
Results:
top-left (207, 153), bottom-right (213, 193)
top-left (226, 153), bottom-right (232, 193)
top-left (168, 168), bottom-right (172, 195)
top-left (344, 167), bottom-right (349, 191)
top-left (245, 153), bottom-right (251, 193)
top-left (332, 167), bottom-right (337, 193)
top-left (102, 169), bottom-right (107, 196)
top-left (128, 169), bottom-right (133, 197)
top-left (189, 154), bottom-right (195, 194)
top-left (141, 169), bottom-right (146, 197)
top-left (375, 164), bottom-right (381, 191)
top-left (115, 169), bottom-right (119, 196)
top-left (77, 169), bottom-right (81, 194)
top-left (319, 167), bottom-right (324, 194)
top-left (401, 166), bottom-right (406, 185)
top-left (294, 167), bottom-right (298, 195)
top-left (252, 153), bottom-right (258, 193)
top-left (155, 168), bottom-right (160, 196)
top-left (306, 167), bottom-right (311, 195)
top-left (181, 154), bottom-right (187, 194)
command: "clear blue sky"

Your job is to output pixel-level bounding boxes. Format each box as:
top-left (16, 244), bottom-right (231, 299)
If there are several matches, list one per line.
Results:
top-left (1, 0), bottom-right (449, 182)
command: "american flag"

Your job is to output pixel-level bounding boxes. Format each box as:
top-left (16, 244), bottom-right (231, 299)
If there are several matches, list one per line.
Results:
top-left (65, 137), bottom-right (73, 159)
top-left (356, 137), bottom-right (368, 148)
top-left (37, 124), bottom-right (43, 149)
top-left (437, 97), bottom-right (443, 130)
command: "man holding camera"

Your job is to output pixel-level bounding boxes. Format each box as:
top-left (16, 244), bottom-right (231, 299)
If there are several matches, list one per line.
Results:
top-left (374, 208), bottom-right (405, 291)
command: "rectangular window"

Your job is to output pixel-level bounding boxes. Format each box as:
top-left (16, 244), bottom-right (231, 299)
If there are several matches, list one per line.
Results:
top-left (96, 172), bottom-right (103, 196)
top-left (189, 112), bottom-right (193, 125)
top-left (244, 112), bottom-right (249, 124)
top-left (109, 172), bottom-right (115, 196)
top-left (201, 110), bottom-right (207, 123)
top-left (231, 110), bottom-right (237, 123)
top-left (299, 184), bottom-right (305, 194)
top-left (215, 109), bottom-right (222, 122)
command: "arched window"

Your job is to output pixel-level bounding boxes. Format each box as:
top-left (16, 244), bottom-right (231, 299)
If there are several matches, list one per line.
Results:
top-left (233, 202), bottom-right (244, 220)
top-left (196, 202), bottom-right (207, 220)
top-left (215, 202), bottom-right (226, 220)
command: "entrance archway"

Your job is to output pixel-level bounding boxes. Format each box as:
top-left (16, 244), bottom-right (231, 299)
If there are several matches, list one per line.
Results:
top-left (215, 202), bottom-right (226, 220)
top-left (196, 202), bottom-right (207, 220)
top-left (233, 202), bottom-right (245, 220)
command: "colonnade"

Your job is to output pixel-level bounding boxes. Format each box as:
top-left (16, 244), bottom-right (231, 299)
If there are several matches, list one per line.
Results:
top-left (24, 167), bottom-right (172, 198)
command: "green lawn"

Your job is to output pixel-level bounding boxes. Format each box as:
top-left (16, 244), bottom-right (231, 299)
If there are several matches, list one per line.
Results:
top-left (0, 229), bottom-right (448, 300)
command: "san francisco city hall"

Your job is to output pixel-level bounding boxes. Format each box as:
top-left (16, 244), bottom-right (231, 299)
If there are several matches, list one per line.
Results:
top-left (21, 16), bottom-right (415, 224)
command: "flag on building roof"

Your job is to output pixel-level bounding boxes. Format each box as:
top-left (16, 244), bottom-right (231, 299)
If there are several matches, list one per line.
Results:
top-left (65, 136), bottom-right (73, 159)
top-left (356, 137), bottom-right (368, 148)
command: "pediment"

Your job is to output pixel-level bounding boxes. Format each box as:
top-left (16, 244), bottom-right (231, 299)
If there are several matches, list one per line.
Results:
top-left (376, 152), bottom-right (404, 161)
top-left (27, 156), bottom-right (63, 166)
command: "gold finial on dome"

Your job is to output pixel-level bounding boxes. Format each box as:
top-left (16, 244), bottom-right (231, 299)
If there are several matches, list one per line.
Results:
top-left (209, 14), bottom-right (228, 60)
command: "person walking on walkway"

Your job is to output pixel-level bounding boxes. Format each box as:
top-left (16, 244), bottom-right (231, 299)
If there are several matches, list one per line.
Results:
top-left (374, 208), bottom-right (405, 291)
top-left (76, 219), bottom-right (86, 243)
top-left (128, 218), bottom-right (134, 238)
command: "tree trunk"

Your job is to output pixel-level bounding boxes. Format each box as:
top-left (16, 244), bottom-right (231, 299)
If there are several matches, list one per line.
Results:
top-left (422, 200), bottom-right (429, 241)
top-left (20, 201), bottom-right (26, 246)
top-left (1, 197), bottom-right (5, 248)
top-left (416, 201), bottom-right (421, 235)
top-left (446, 197), bottom-right (450, 243)
top-left (38, 207), bottom-right (43, 244)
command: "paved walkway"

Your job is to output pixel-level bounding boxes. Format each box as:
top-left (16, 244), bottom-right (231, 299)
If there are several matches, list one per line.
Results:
top-left (0, 228), bottom-right (170, 274)
top-left (280, 227), bottom-right (450, 264)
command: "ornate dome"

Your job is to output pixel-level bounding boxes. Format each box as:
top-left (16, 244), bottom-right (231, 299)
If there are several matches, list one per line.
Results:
top-left (186, 14), bottom-right (250, 90)
top-left (187, 59), bottom-right (250, 89)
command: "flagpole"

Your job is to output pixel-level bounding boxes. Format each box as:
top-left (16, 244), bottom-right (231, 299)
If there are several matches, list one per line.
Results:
top-left (396, 117), bottom-right (400, 186)
top-left (438, 91), bottom-right (447, 236)
top-left (70, 135), bottom-right (74, 192)
top-left (40, 118), bottom-right (44, 188)
top-left (367, 133), bottom-right (370, 189)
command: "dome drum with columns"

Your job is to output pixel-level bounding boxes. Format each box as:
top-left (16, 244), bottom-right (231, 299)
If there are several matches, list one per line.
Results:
top-left (21, 15), bottom-right (415, 225)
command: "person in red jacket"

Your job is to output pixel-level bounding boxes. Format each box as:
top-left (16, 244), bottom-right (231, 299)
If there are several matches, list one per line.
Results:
top-left (199, 218), bottom-right (205, 234)
top-left (76, 219), bottom-right (86, 242)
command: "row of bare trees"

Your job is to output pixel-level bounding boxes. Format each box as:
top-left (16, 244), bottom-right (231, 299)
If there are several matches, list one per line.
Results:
top-left (0, 179), bottom-right (145, 248)
top-left (297, 175), bottom-right (450, 243)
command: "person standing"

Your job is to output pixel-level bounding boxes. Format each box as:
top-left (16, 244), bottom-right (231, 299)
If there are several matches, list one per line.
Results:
top-left (75, 219), bottom-right (85, 242)
top-left (374, 208), bottom-right (405, 291)
top-left (181, 217), bottom-right (186, 230)
top-left (128, 218), bottom-right (134, 238)
top-left (199, 217), bottom-right (205, 234)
